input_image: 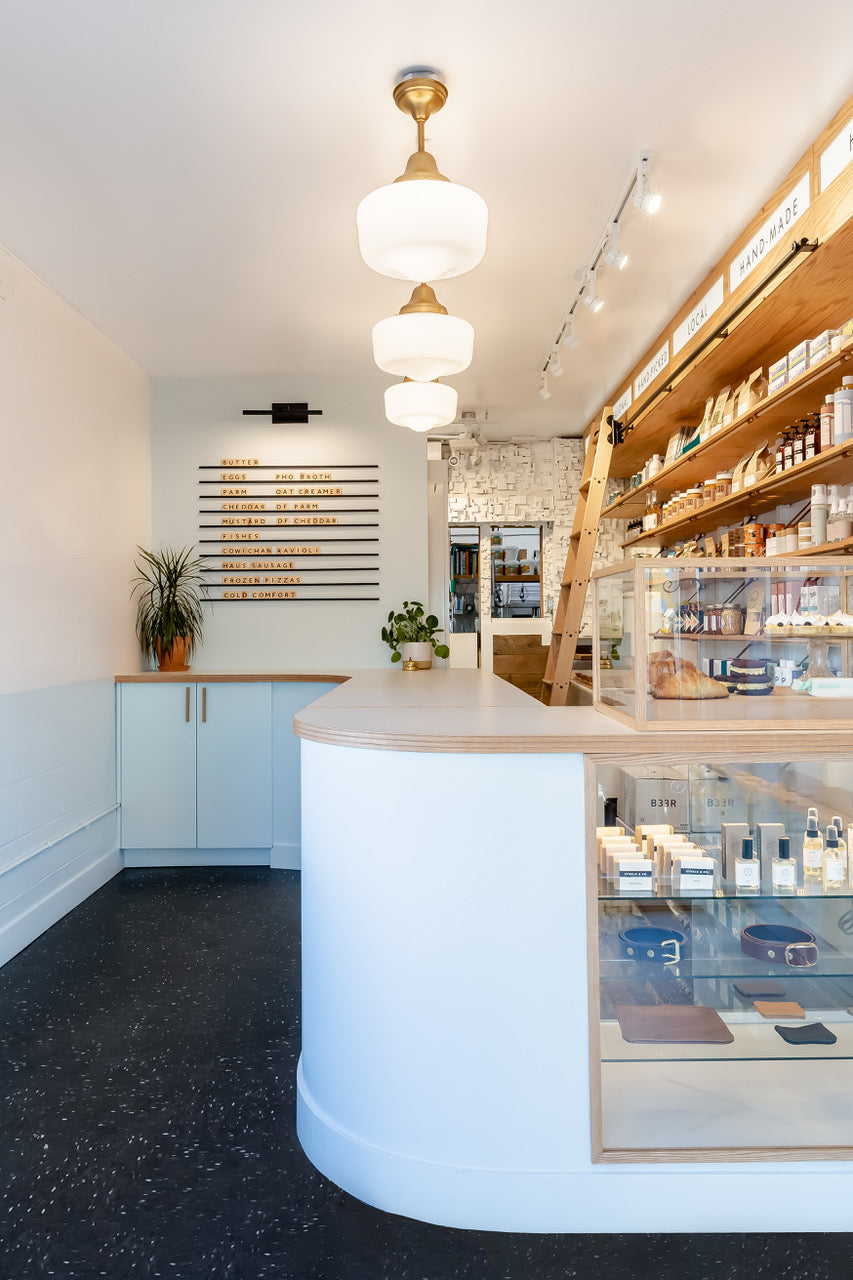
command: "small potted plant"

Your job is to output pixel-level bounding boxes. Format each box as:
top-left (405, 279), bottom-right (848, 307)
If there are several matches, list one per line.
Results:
top-left (381, 600), bottom-right (450, 669)
top-left (131, 545), bottom-right (208, 672)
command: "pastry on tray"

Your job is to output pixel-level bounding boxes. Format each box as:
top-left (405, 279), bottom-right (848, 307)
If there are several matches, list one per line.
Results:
top-left (649, 649), bottom-right (729, 700)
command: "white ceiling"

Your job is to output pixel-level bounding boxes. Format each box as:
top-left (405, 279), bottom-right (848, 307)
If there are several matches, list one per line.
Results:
top-left (1, 0), bottom-right (852, 438)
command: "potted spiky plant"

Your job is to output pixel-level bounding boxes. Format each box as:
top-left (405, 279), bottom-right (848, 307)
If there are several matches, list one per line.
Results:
top-left (131, 545), bottom-right (208, 672)
top-left (381, 600), bottom-right (450, 669)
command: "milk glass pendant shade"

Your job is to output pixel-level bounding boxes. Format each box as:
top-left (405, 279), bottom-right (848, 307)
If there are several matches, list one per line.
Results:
top-left (372, 283), bottom-right (474, 380)
top-left (357, 180), bottom-right (488, 282)
top-left (384, 379), bottom-right (458, 432)
top-left (357, 73), bottom-right (488, 283)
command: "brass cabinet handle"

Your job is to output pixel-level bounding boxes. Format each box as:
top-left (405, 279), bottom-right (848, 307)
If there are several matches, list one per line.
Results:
top-left (202, 686), bottom-right (207, 723)
top-left (185, 687), bottom-right (190, 722)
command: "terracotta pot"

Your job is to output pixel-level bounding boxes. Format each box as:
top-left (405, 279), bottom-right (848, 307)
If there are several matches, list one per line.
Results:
top-left (156, 636), bottom-right (191, 672)
top-left (400, 641), bottom-right (433, 670)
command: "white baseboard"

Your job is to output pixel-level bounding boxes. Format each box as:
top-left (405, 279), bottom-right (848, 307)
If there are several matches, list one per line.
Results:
top-left (0, 812), bottom-right (121, 968)
top-left (122, 848), bottom-right (272, 867)
top-left (271, 841), bottom-right (301, 870)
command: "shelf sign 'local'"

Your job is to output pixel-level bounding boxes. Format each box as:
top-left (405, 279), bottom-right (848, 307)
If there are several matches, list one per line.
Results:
top-left (673, 276), bottom-right (725, 356)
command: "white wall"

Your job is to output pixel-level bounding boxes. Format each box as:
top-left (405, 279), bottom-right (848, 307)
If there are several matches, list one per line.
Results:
top-left (0, 242), bottom-right (150, 963)
top-left (447, 438), bottom-right (625, 632)
top-left (150, 375), bottom-right (428, 669)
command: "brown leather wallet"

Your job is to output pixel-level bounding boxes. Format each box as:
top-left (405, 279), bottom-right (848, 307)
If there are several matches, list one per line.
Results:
top-left (740, 923), bottom-right (818, 968)
top-left (615, 1004), bottom-right (734, 1044)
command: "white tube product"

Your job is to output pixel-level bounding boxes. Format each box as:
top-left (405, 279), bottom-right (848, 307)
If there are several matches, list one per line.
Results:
top-left (811, 484), bottom-right (828, 546)
top-left (833, 377), bottom-right (853, 444)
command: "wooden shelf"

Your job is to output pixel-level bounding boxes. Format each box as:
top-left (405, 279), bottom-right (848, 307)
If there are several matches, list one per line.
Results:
top-left (651, 631), bottom-right (850, 643)
top-left (609, 217), bottom-right (853, 476)
top-left (775, 535), bottom-right (853, 558)
top-left (605, 340), bottom-right (853, 521)
top-left (619, 442), bottom-right (853, 548)
top-left (494, 574), bottom-right (540, 583)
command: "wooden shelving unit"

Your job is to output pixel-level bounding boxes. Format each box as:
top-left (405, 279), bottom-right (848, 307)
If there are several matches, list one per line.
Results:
top-left (605, 340), bottom-right (853, 526)
top-left (610, 218), bottom-right (853, 477)
top-left (619, 442), bottom-right (853, 549)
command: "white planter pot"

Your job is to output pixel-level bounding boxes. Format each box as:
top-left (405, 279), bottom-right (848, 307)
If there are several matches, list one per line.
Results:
top-left (400, 642), bottom-right (433, 669)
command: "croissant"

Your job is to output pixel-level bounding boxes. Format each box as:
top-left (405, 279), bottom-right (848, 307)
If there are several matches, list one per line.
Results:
top-left (649, 649), bottom-right (729, 700)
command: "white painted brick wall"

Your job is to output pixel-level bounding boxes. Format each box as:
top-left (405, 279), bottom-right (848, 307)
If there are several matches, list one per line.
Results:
top-left (447, 439), bottom-right (626, 634)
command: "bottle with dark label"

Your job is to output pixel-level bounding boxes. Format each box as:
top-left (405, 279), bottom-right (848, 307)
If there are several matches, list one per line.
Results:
top-left (804, 413), bottom-right (820, 461)
top-left (783, 430), bottom-right (795, 470)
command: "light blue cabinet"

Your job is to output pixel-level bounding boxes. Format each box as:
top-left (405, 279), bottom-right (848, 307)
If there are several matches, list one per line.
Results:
top-left (120, 683), bottom-right (198, 848)
top-left (196, 682), bottom-right (271, 848)
top-left (119, 681), bottom-right (272, 851)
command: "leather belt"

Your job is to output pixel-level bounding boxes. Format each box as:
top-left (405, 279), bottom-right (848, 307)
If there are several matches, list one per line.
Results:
top-left (740, 923), bottom-right (818, 968)
top-left (618, 926), bottom-right (685, 965)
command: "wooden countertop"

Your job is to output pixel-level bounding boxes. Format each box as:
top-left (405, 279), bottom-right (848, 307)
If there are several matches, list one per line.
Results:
top-left (292, 669), bottom-right (853, 758)
top-left (115, 671), bottom-right (351, 684)
top-left (116, 668), bottom-right (853, 757)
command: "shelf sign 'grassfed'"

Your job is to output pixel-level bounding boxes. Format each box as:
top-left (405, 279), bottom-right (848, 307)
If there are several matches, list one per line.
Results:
top-left (197, 459), bottom-right (380, 602)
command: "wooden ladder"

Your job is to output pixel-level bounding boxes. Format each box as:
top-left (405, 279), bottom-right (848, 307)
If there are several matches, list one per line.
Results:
top-left (540, 406), bottom-right (616, 706)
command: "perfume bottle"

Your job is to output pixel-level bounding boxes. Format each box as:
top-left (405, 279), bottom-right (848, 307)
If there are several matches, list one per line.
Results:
top-left (771, 836), bottom-right (798, 895)
top-left (802, 814), bottom-right (823, 881)
top-left (824, 825), bottom-right (846, 891)
top-left (831, 816), bottom-right (847, 861)
top-left (735, 837), bottom-right (760, 894)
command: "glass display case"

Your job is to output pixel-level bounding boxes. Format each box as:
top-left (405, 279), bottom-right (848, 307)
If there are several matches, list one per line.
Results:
top-left (591, 558), bottom-right (853, 728)
top-left (592, 754), bottom-right (853, 1161)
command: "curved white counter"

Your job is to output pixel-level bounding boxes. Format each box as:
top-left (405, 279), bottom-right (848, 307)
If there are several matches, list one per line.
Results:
top-left (293, 669), bottom-right (853, 1233)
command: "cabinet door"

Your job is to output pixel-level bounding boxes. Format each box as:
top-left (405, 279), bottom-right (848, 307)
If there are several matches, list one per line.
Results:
top-left (120, 684), bottom-right (197, 848)
top-left (196, 682), bottom-right (272, 849)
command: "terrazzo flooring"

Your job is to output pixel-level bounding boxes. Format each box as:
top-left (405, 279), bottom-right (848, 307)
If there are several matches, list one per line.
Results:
top-left (1, 867), bottom-right (852, 1278)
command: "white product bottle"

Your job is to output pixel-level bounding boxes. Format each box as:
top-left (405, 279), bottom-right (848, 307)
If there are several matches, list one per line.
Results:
top-left (820, 395), bottom-right (835, 449)
top-left (833, 377), bottom-right (853, 444)
top-left (832, 817), bottom-right (847, 864)
top-left (735, 837), bottom-right (761, 894)
top-left (771, 836), bottom-right (798, 895)
top-left (824, 825), bottom-right (846, 891)
top-left (802, 815), bottom-right (823, 881)
top-left (811, 484), bottom-right (828, 546)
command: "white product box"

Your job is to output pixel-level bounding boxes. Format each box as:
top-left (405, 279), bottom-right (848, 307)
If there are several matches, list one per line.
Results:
top-left (616, 858), bottom-right (654, 892)
top-left (689, 768), bottom-right (751, 832)
top-left (810, 330), bottom-right (831, 364)
top-left (619, 765), bottom-right (689, 834)
top-left (769, 356), bottom-right (788, 386)
top-left (788, 340), bottom-right (809, 379)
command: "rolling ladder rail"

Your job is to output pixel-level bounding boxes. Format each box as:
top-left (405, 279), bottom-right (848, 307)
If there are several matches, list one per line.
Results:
top-left (540, 406), bottom-right (617, 706)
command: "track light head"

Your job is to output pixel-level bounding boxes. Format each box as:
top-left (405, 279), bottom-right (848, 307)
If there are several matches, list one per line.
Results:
top-left (560, 316), bottom-right (580, 350)
top-left (578, 267), bottom-right (603, 313)
top-left (633, 155), bottom-right (661, 215)
top-left (603, 222), bottom-right (629, 270)
top-left (549, 346), bottom-right (564, 377)
top-left (538, 378), bottom-right (551, 401)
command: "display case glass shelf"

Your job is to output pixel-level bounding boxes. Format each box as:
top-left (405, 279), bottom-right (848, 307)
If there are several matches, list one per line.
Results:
top-left (592, 557), bottom-right (853, 729)
top-left (592, 754), bottom-right (853, 1159)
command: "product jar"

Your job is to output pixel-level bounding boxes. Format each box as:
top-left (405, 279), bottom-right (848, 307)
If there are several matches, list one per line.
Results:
top-left (743, 522), bottom-right (766, 557)
top-left (720, 605), bottom-right (745, 635)
top-left (715, 471), bottom-right (733, 500)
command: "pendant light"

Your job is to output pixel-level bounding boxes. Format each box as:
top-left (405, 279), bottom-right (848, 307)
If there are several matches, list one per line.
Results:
top-left (384, 379), bottom-right (458, 432)
top-left (357, 72), bottom-right (488, 282)
top-left (372, 283), bottom-right (474, 381)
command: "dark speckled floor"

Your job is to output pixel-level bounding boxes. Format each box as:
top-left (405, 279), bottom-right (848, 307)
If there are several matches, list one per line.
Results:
top-left (1, 868), bottom-right (853, 1279)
